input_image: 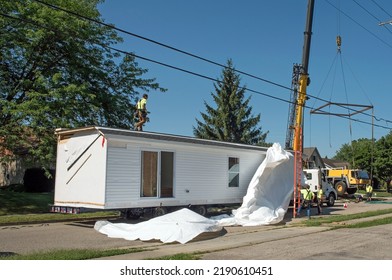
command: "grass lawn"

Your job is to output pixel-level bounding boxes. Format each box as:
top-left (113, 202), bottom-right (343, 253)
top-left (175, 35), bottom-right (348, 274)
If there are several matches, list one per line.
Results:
top-left (0, 190), bottom-right (119, 225)
top-left (0, 190), bottom-right (53, 215)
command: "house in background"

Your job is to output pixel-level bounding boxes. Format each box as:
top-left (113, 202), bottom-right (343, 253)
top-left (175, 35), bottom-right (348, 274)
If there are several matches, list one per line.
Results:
top-left (0, 138), bottom-right (45, 188)
top-left (0, 147), bottom-right (29, 187)
top-left (302, 147), bottom-right (350, 170)
top-left (322, 157), bottom-right (350, 169)
top-left (303, 147), bottom-right (325, 169)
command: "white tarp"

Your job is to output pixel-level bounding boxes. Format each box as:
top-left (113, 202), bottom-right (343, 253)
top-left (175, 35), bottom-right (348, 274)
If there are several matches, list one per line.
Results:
top-left (95, 143), bottom-right (294, 243)
top-left (94, 208), bottom-right (222, 244)
top-left (215, 142), bottom-right (294, 226)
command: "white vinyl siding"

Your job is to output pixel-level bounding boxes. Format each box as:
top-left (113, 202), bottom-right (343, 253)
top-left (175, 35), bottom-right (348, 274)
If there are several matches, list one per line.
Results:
top-left (55, 127), bottom-right (267, 210)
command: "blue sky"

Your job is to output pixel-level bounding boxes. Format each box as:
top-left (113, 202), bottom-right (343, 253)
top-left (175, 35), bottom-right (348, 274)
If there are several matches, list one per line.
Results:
top-left (98, 0), bottom-right (392, 158)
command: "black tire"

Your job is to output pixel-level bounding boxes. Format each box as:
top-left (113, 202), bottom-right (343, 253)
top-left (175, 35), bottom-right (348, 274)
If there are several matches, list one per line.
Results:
top-left (326, 193), bottom-right (335, 207)
top-left (122, 208), bottom-right (142, 220)
top-left (347, 187), bottom-right (358, 195)
top-left (191, 205), bottom-right (207, 216)
top-left (335, 181), bottom-right (347, 197)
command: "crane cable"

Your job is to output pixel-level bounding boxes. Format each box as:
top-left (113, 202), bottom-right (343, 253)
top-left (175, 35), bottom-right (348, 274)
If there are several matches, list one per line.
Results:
top-left (335, 0), bottom-right (358, 167)
top-left (335, 0), bottom-right (355, 166)
top-left (337, 36), bottom-right (355, 166)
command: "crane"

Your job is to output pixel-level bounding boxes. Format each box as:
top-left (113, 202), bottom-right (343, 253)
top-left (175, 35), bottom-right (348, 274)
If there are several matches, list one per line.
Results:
top-left (286, 0), bottom-right (315, 217)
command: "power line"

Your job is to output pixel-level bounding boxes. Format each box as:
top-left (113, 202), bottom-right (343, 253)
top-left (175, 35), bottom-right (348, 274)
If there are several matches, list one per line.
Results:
top-left (352, 0), bottom-right (392, 35)
top-left (2, 12), bottom-right (391, 133)
top-left (3, 2), bottom-right (392, 131)
top-left (0, 13), bottom-right (293, 107)
top-left (31, 0), bottom-right (377, 115)
top-left (324, 0), bottom-right (392, 48)
top-left (371, 0), bottom-right (392, 18)
top-left (31, 0), bottom-right (392, 127)
top-left (30, 0), bottom-right (289, 92)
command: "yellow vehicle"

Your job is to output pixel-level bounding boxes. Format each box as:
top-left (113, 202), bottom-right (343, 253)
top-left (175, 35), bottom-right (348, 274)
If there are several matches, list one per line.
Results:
top-left (323, 168), bottom-right (370, 197)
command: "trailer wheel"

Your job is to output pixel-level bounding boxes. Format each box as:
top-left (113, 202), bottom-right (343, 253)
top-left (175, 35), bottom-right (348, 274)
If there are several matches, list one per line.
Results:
top-left (124, 209), bottom-right (142, 220)
top-left (152, 207), bottom-right (167, 217)
top-left (326, 193), bottom-right (335, 207)
top-left (191, 205), bottom-right (207, 216)
top-left (335, 181), bottom-right (347, 197)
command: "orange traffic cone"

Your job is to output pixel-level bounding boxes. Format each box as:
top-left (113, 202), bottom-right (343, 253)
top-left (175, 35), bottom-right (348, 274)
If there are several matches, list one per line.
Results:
top-left (343, 203), bottom-right (348, 208)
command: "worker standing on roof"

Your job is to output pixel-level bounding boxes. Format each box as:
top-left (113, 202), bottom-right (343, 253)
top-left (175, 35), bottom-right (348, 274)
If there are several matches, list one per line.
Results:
top-left (366, 184), bottom-right (373, 202)
top-left (135, 94), bottom-right (148, 131)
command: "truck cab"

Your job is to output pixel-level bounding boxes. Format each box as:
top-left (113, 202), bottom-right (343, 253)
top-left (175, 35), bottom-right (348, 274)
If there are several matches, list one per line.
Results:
top-left (303, 169), bottom-right (337, 206)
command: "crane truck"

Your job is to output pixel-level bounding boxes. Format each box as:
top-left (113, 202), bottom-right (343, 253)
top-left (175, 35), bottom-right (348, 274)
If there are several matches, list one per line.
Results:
top-left (323, 168), bottom-right (370, 197)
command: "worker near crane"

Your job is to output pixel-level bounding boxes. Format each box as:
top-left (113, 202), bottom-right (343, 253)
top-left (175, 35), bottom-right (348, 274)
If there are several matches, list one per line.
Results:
top-left (316, 185), bottom-right (323, 215)
top-left (297, 184), bottom-right (315, 219)
top-left (135, 94), bottom-right (148, 131)
top-left (366, 184), bottom-right (373, 202)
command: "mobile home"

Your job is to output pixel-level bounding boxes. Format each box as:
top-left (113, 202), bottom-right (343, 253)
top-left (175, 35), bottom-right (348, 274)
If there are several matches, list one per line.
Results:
top-left (52, 126), bottom-right (268, 218)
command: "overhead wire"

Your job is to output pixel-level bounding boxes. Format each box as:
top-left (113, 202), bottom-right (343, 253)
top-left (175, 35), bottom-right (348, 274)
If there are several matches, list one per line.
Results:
top-left (2, 10), bottom-right (390, 134)
top-left (371, 0), bottom-right (392, 17)
top-left (0, 13), bottom-right (293, 106)
top-left (4, 1), bottom-right (392, 131)
top-left (30, 0), bottom-right (289, 93)
top-left (325, 0), bottom-right (392, 126)
top-left (325, 0), bottom-right (392, 133)
top-left (31, 0), bottom-right (391, 126)
top-left (352, 0), bottom-right (392, 35)
top-left (324, 0), bottom-right (392, 48)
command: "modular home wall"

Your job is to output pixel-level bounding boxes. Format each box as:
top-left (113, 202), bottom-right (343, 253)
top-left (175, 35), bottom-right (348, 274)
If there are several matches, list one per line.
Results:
top-left (104, 135), bottom-right (266, 209)
top-left (54, 130), bottom-right (107, 208)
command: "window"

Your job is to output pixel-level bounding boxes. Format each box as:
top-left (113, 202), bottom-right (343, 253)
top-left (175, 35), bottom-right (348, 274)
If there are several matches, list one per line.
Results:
top-left (305, 171), bottom-right (312, 180)
top-left (160, 152), bottom-right (174, 197)
top-left (141, 151), bottom-right (174, 197)
top-left (228, 157), bottom-right (239, 188)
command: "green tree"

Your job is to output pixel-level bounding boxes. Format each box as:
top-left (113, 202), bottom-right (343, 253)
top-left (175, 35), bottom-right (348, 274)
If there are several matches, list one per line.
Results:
top-left (193, 59), bottom-right (268, 145)
top-left (0, 0), bottom-right (165, 168)
top-left (373, 132), bottom-right (392, 181)
top-left (333, 135), bottom-right (392, 183)
top-left (334, 138), bottom-right (374, 170)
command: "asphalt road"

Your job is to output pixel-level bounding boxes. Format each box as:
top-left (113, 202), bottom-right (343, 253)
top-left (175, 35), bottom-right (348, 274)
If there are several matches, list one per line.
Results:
top-left (1, 199), bottom-right (392, 259)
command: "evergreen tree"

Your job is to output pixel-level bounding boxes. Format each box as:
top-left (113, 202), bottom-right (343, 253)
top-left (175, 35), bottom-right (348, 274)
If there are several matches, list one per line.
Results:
top-left (193, 59), bottom-right (268, 145)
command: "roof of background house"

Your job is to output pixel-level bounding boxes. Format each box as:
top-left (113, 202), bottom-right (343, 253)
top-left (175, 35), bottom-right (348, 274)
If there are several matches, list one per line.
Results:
top-left (323, 157), bottom-right (350, 169)
top-left (303, 147), bottom-right (317, 159)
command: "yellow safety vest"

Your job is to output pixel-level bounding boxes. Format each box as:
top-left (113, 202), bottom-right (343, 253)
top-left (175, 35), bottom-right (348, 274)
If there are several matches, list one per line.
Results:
top-left (317, 189), bottom-right (323, 199)
top-left (366, 185), bottom-right (373, 193)
top-left (303, 189), bottom-right (314, 201)
top-left (137, 98), bottom-right (147, 110)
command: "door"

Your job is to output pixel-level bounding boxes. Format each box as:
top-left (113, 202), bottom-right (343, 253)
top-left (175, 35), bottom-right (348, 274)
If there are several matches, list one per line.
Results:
top-left (141, 151), bottom-right (174, 198)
